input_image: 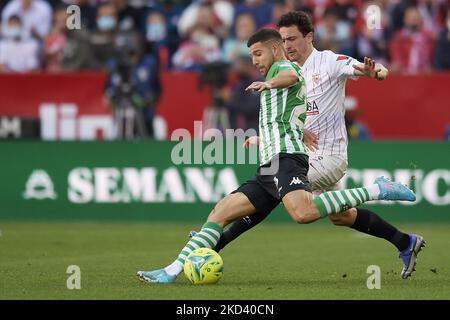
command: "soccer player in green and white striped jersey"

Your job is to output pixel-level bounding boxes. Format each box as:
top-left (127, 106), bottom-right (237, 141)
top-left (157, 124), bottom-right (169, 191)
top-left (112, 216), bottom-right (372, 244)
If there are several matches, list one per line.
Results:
top-left (251, 58), bottom-right (308, 166)
top-left (205, 12), bottom-right (425, 280)
top-left (136, 29), bottom-right (416, 284)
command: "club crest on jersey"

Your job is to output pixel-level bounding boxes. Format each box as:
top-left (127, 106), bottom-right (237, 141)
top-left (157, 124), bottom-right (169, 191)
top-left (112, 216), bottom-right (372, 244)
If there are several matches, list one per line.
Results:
top-left (312, 73), bottom-right (321, 86)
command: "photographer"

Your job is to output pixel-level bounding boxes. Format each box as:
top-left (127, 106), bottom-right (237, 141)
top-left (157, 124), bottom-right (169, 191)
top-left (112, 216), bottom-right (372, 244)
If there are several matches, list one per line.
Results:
top-left (199, 61), bottom-right (230, 135)
top-left (222, 56), bottom-right (260, 132)
top-left (105, 31), bottom-right (161, 138)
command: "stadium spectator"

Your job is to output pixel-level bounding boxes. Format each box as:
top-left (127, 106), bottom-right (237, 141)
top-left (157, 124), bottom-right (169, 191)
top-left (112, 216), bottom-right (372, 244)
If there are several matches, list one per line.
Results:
top-left (315, 7), bottom-right (354, 56)
top-left (149, 0), bottom-right (184, 31)
top-left (105, 31), bottom-right (161, 138)
top-left (146, 0), bottom-right (184, 69)
top-left (111, 0), bottom-right (144, 33)
top-left (303, 0), bottom-right (329, 24)
top-left (172, 25), bottom-right (222, 70)
top-left (328, 0), bottom-right (360, 26)
top-left (222, 13), bottom-right (256, 62)
top-left (1, 0), bottom-right (52, 40)
top-left (417, 0), bottom-right (448, 36)
top-left (0, 14), bottom-right (40, 72)
top-left (263, 0), bottom-right (298, 30)
top-left (42, 3), bottom-right (92, 71)
top-left (62, 0), bottom-right (97, 31)
top-left (178, 0), bottom-right (233, 40)
top-left (389, 6), bottom-right (435, 74)
top-left (234, 0), bottom-right (273, 29)
top-left (355, 1), bottom-right (389, 65)
top-left (172, 5), bottom-right (222, 70)
top-left (60, 27), bottom-right (92, 70)
top-left (389, 0), bottom-right (410, 35)
top-left (89, 1), bottom-right (120, 70)
top-left (43, 5), bottom-right (67, 71)
top-left (144, 11), bottom-right (170, 69)
top-left (434, 7), bottom-right (450, 70)
top-left (223, 56), bottom-right (260, 132)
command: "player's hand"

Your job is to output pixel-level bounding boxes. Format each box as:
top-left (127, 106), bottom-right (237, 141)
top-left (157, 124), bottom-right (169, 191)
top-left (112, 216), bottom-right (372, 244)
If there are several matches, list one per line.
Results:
top-left (243, 136), bottom-right (260, 149)
top-left (303, 129), bottom-right (318, 152)
top-left (353, 57), bottom-right (386, 80)
top-left (245, 81), bottom-right (272, 92)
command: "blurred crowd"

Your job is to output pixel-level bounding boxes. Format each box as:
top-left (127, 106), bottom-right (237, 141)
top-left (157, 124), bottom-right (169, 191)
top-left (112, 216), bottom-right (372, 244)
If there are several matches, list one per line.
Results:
top-left (0, 0), bottom-right (449, 74)
top-left (0, 0), bottom-right (449, 138)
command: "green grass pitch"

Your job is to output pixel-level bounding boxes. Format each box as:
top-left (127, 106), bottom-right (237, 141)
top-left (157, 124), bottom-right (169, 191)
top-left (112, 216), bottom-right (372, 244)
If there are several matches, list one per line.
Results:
top-left (0, 221), bottom-right (449, 299)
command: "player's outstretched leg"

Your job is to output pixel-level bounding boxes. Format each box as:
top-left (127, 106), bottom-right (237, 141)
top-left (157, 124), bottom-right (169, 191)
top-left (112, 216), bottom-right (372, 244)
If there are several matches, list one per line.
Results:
top-left (330, 208), bottom-right (426, 279)
top-left (137, 221), bottom-right (223, 284)
top-left (137, 192), bottom-right (256, 284)
top-left (313, 176), bottom-right (416, 218)
top-left (399, 234), bottom-right (426, 279)
top-left (190, 210), bottom-right (273, 252)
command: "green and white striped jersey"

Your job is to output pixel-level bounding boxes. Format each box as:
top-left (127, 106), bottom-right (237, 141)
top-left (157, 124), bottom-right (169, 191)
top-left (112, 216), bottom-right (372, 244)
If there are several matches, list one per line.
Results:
top-left (259, 60), bottom-right (308, 165)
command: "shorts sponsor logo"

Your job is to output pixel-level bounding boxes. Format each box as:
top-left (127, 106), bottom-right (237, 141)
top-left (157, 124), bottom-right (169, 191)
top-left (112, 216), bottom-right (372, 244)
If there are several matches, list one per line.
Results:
top-left (289, 177), bottom-right (304, 186)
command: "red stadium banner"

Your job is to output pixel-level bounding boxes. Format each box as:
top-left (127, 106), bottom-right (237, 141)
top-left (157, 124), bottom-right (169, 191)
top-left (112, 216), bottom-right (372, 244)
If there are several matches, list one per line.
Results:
top-left (0, 72), bottom-right (449, 140)
top-left (156, 72), bottom-right (212, 138)
top-left (157, 72), bottom-right (450, 140)
top-left (346, 73), bottom-right (450, 140)
top-left (0, 72), bottom-right (113, 140)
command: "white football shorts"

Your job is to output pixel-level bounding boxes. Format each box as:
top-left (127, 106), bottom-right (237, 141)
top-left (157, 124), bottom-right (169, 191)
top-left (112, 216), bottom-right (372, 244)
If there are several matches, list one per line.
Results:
top-left (308, 152), bottom-right (348, 195)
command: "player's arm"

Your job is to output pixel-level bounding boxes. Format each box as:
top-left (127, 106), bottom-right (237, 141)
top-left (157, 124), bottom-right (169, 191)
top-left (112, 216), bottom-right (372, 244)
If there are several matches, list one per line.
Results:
top-left (243, 129), bottom-right (318, 150)
top-left (245, 70), bottom-right (298, 92)
top-left (352, 56), bottom-right (389, 81)
top-left (243, 136), bottom-right (260, 148)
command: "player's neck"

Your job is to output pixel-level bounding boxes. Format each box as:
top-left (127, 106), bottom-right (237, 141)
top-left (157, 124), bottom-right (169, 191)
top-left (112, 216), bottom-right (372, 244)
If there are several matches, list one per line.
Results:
top-left (297, 46), bottom-right (314, 67)
top-left (276, 52), bottom-right (288, 62)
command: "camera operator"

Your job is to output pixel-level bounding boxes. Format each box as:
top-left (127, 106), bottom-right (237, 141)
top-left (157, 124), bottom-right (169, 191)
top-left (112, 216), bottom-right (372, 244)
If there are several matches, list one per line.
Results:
top-left (222, 56), bottom-right (260, 132)
top-left (198, 61), bottom-right (231, 135)
top-left (105, 31), bottom-right (161, 138)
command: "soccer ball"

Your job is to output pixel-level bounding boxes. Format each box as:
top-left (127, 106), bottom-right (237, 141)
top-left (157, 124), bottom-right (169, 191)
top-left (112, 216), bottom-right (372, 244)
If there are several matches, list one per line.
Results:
top-left (184, 248), bottom-right (224, 285)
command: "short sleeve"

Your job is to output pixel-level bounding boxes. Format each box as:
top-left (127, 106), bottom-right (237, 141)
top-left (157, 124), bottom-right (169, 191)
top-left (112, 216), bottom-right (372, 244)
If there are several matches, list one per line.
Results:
top-left (273, 61), bottom-right (302, 84)
top-left (276, 61), bottom-right (297, 73)
top-left (327, 51), bottom-right (361, 81)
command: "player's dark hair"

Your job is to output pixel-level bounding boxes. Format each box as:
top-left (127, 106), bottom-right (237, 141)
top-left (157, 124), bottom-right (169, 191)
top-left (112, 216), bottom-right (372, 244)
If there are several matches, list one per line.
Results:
top-left (277, 11), bottom-right (314, 37)
top-left (247, 28), bottom-right (282, 48)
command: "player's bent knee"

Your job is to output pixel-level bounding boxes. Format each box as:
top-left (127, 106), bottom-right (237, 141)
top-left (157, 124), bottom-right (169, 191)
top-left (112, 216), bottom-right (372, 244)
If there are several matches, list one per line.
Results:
top-left (290, 207), bottom-right (318, 224)
top-left (293, 214), bottom-right (313, 224)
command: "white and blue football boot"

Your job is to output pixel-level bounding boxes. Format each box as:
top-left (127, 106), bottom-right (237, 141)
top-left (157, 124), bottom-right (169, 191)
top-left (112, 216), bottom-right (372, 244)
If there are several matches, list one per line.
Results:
top-left (375, 176), bottom-right (416, 202)
top-left (137, 269), bottom-right (177, 284)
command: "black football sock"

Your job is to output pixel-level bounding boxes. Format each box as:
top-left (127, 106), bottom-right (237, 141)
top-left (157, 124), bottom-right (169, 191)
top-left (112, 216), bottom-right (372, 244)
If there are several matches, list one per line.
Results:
top-left (351, 208), bottom-right (411, 251)
top-left (214, 211), bottom-right (270, 252)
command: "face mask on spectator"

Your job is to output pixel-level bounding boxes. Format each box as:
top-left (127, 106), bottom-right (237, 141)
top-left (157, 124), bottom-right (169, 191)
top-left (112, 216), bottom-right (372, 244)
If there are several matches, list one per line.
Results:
top-left (97, 16), bottom-right (117, 31)
top-left (146, 23), bottom-right (166, 42)
top-left (335, 22), bottom-right (351, 41)
top-left (407, 24), bottom-right (419, 33)
top-left (4, 26), bottom-right (21, 39)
